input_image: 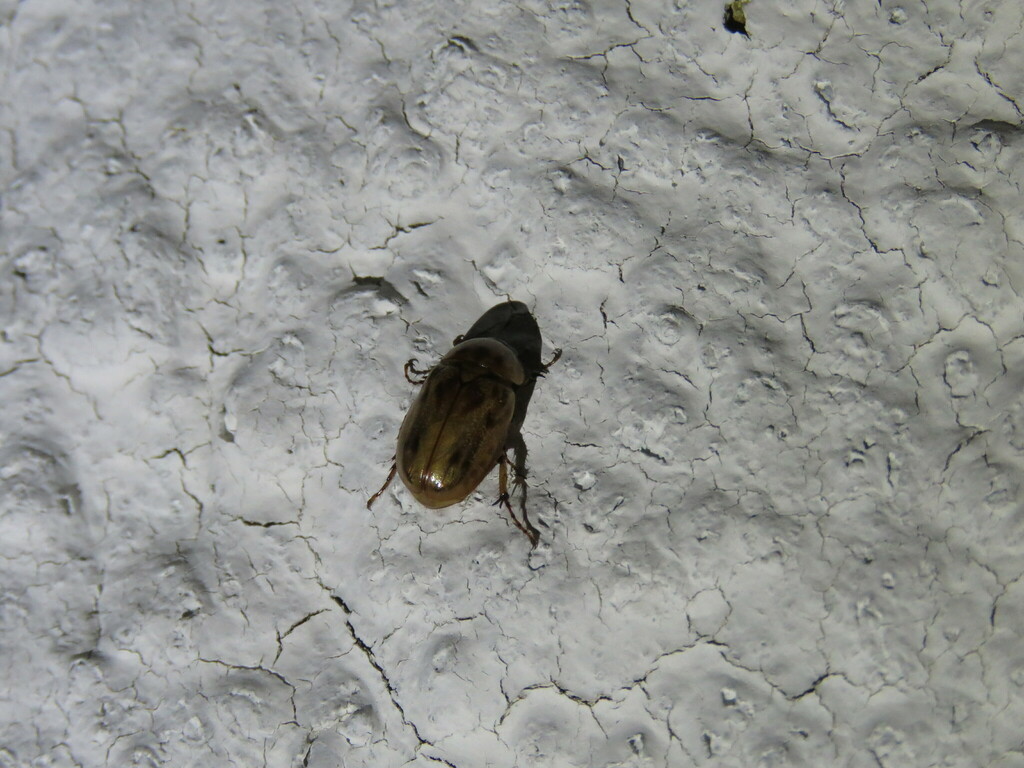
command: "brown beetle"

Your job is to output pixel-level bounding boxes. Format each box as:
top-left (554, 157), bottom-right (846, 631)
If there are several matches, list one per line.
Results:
top-left (367, 300), bottom-right (560, 546)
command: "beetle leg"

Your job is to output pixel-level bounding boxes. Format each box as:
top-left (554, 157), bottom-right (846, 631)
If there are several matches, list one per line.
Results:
top-left (507, 436), bottom-right (541, 545)
top-left (511, 459), bottom-right (536, 542)
top-left (497, 454), bottom-right (539, 547)
top-left (403, 359), bottom-right (430, 384)
top-left (366, 460), bottom-right (397, 509)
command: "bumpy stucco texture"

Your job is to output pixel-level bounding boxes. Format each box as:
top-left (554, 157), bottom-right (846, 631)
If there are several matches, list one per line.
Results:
top-left (2, 0), bottom-right (1023, 765)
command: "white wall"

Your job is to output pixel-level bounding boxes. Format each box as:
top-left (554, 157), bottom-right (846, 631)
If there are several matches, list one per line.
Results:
top-left (2, 0), bottom-right (1023, 765)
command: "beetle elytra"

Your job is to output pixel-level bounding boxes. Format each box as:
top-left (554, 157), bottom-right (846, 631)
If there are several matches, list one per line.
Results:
top-left (367, 300), bottom-right (560, 546)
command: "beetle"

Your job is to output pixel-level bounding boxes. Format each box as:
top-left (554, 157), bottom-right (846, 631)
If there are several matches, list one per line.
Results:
top-left (367, 300), bottom-right (560, 546)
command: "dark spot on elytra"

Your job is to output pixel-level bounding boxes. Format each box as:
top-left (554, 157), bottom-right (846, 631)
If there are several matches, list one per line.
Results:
top-left (433, 376), bottom-right (460, 401)
top-left (443, 447), bottom-right (476, 486)
top-left (448, 446), bottom-right (465, 468)
top-left (461, 386), bottom-right (486, 411)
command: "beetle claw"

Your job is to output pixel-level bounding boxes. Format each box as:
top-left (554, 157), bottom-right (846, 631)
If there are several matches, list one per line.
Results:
top-left (542, 348), bottom-right (563, 371)
top-left (496, 460), bottom-right (539, 547)
top-left (496, 498), bottom-right (539, 547)
top-left (499, 505), bottom-right (540, 548)
top-left (403, 359), bottom-right (431, 384)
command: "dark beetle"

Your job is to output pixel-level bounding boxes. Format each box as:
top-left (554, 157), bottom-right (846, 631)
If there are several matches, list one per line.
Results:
top-left (367, 300), bottom-right (560, 546)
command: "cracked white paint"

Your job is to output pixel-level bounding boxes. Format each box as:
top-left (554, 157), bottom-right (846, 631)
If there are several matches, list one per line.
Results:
top-left (2, 0), bottom-right (1023, 765)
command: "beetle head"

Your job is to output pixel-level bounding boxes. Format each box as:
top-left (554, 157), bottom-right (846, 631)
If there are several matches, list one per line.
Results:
top-left (462, 301), bottom-right (543, 373)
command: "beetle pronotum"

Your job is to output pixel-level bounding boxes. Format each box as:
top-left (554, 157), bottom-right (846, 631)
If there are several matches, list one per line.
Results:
top-left (367, 300), bottom-right (560, 546)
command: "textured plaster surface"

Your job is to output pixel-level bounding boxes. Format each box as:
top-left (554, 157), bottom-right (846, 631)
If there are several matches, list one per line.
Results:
top-left (2, 0), bottom-right (1023, 765)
